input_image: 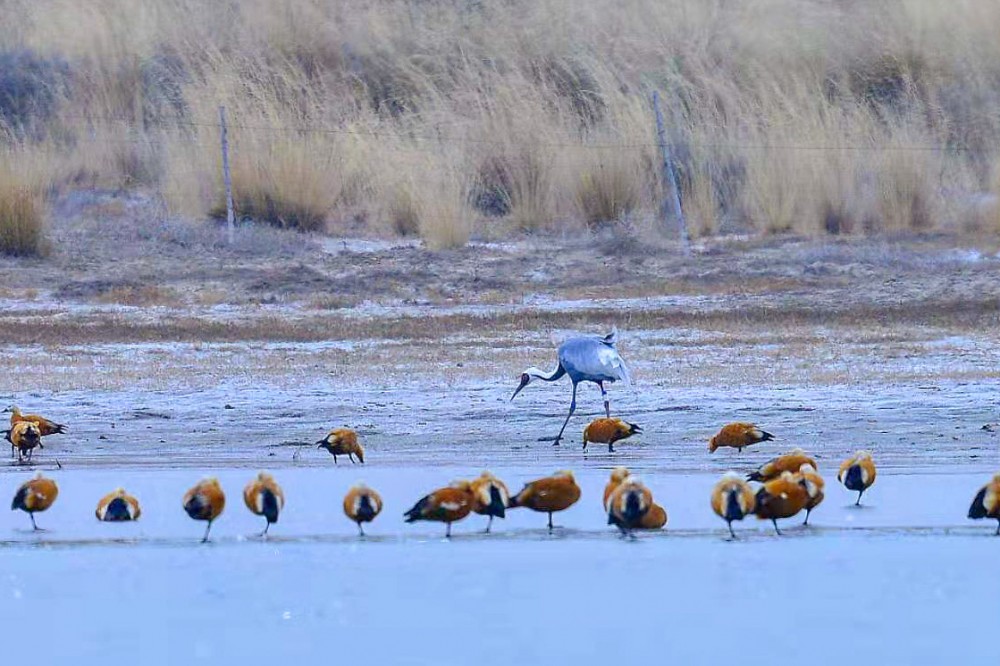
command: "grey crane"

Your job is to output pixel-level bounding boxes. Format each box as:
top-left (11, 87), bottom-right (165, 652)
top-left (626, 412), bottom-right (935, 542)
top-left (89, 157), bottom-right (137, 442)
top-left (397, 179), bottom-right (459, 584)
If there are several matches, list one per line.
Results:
top-left (511, 328), bottom-right (632, 444)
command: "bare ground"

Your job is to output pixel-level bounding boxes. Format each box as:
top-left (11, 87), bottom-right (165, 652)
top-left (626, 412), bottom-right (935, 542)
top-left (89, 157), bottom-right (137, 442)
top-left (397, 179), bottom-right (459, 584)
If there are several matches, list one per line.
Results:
top-left (1, 190), bottom-right (1000, 474)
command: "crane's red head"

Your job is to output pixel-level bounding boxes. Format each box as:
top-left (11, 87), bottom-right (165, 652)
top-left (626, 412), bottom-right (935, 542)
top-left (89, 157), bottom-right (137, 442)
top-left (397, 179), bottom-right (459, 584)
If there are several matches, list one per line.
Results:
top-left (511, 373), bottom-right (531, 401)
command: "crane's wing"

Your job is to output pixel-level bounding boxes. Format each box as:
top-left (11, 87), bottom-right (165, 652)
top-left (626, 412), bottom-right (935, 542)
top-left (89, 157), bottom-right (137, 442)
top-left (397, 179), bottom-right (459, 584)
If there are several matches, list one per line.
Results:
top-left (560, 337), bottom-right (631, 385)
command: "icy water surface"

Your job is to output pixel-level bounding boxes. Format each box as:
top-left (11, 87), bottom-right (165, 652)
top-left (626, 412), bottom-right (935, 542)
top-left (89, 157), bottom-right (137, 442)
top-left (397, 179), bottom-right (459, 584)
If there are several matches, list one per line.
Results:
top-left (0, 467), bottom-right (998, 664)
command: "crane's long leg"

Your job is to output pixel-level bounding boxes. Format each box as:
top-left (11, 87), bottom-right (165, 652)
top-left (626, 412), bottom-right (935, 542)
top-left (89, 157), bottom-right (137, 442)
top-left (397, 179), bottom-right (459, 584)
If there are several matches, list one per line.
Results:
top-left (598, 381), bottom-right (610, 418)
top-left (552, 383), bottom-right (578, 445)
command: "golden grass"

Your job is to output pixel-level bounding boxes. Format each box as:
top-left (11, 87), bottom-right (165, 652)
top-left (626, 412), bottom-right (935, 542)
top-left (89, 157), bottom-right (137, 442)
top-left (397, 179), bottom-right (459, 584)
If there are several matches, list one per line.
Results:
top-left (0, 152), bottom-right (48, 257)
top-left (3, 0), bottom-right (1000, 245)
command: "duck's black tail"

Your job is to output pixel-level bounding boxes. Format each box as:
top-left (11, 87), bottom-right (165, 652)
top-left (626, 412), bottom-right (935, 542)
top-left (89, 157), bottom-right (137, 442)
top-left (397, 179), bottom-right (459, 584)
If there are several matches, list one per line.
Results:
top-left (969, 487), bottom-right (988, 519)
top-left (262, 489), bottom-right (280, 524)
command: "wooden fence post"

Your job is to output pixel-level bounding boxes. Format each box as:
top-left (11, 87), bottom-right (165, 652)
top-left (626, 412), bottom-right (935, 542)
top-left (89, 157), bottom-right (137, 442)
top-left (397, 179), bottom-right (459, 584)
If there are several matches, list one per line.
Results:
top-left (652, 90), bottom-right (690, 255)
top-left (219, 105), bottom-right (235, 245)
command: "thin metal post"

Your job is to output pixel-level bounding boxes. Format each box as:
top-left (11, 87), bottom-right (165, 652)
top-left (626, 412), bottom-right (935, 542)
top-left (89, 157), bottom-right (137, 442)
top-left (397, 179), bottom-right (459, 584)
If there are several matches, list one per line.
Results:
top-left (219, 105), bottom-right (235, 244)
top-left (652, 91), bottom-right (690, 255)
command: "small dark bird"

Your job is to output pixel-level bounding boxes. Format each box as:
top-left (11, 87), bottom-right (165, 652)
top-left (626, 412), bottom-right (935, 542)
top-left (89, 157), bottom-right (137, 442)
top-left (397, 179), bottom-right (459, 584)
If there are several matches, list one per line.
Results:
top-left (469, 471), bottom-right (510, 533)
top-left (243, 472), bottom-right (284, 537)
top-left (968, 473), bottom-right (1000, 535)
top-left (343, 483), bottom-right (383, 536)
top-left (183, 477), bottom-right (226, 542)
top-left (95, 488), bottom-right (141, 522)
top-left (709, 423), bottom-right (774, 453)
top-left (838, 451), bottom-right (877, 505)
top-left (583, 418), bottom-right (641, 453)
top-left (711, 472), bottom-right (756, 538)
top-left (404, 480), bottom-right (475, 537)
top-left (316, 428), bottom-right (365, 464)
top-left (11, 472), bottom-right (58, 530)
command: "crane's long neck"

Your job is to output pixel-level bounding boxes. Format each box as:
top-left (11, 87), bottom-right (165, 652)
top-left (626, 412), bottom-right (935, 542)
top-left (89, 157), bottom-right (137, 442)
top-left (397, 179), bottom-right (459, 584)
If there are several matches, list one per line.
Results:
top-left (526, 364), bottom-right (566, 382)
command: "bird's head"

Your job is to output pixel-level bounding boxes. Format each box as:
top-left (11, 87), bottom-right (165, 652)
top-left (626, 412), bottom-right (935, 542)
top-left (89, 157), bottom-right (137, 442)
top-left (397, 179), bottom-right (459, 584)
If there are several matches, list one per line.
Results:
top-left (510, 373), bottom-right (532, 401)
top-left (2, 405), bottom-right (15, 414)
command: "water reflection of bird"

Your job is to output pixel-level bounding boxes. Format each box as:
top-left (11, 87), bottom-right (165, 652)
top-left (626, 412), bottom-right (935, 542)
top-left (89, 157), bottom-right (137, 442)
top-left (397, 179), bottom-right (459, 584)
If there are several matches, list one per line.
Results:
top-left (511, 329), bottom-right (631, 445)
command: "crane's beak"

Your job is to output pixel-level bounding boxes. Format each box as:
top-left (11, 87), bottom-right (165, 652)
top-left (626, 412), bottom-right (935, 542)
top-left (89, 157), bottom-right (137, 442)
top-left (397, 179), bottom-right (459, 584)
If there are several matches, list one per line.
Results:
top-left (510, 374), bottom-right (530, 401)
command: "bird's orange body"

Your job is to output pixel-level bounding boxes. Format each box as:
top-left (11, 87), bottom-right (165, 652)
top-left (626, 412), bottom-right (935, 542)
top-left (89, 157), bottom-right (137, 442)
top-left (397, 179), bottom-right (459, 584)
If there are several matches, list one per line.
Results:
top-left (607, 476), bottom-right (653, 534)
top-left (603, 466), bottom-right (631, 510)
top-left (838, 451), bottom-right (877, 505)
top-left (317, 428), bottom-right (365, 464)
top-left (583, 418), bottom-right (641, 452)
top-left (243, 472), bottom-right (285, 536)
top-left (6, 405), bottom-right (66, 437)
top-left (711, 472), bottom-right (756, 538)
top-left (96, 488), bottom-right (141, 522)
top-left (183, 478), bottom-right (226, 542)
top-left (753, 472), bottom-right (808, 534)
top-left (404, 481), bottom-right (475, 537)
top-left (747, 449), bottom-right (817, 482)
top-left (796, 464), bottom-right (825, 525)
top-left (470, 471), bottom-right (510, 533)
top-left (709, 422), bottom-right (774, 453)
top-left (344, 484), bottom-right (383, 535)
top-left (6, 421), bottom-right (42, 462)
top-left (968, 473), bottom-right (1000, 535)
top-left (509, 470), bottom-right (581, 529)
top-left (12, 472), bottom-right (58, 530)
top-left (639, 502), bottom-right (668, 529)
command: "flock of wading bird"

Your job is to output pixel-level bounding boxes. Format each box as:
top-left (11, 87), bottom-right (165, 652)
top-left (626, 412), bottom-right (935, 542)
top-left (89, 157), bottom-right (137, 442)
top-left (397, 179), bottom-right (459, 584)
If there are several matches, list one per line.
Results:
top-left (2, 330), bottom-right (1000, 539)
top-left (4, 404), bottom-right (1000, 541)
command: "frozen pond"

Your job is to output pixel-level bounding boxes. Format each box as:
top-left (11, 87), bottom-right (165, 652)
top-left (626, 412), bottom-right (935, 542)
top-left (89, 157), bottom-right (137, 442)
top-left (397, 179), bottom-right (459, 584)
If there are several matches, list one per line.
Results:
top-left (0, 467), bottom-right (997, 664)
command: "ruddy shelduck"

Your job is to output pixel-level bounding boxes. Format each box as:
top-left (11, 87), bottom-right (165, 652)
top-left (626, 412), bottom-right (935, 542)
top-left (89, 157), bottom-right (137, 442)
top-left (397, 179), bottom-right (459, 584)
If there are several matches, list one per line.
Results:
top-left (343, 483), bottom-right (382, 536)
top-left (709, 422), bottom-right (774, 453)
top-left (968, 473), bottom-right (1000, 535)
top-left (243, 472), bottom-right (285, 537)
top-left (753, 471), bottom-right (808, 535)
top-left (508, 470), bottom-right (581, 530)
top-left (796, 464), bottom-right (825, 526)
top-left (469, 471), bottom-right (510, 533)
top-left (4, 405), bottom-right (67, 437)
top-left (711, 472), bottom-right (756, 538)
top-left (583, 418), bottom-right (641, 453)
top-left (12, 472), bottom-right (58, 530)
top-left (5, 421), bottom-right (42, 462)
top-left (95, 488), bottom-right (141, 522)
top-left (838, 451), bottom-right (877, 505)
top-left (603, 466), bottom-right (631, 510)
top-left (183, 478), bottom-right (226, 542)
top-left (316, 428), bottom-right (365, 464)
top-left (607, 476), bottom-right (652, 535)
top-left (747, 448), bottom-right (817, 482)
top-left (404, 480), bottom-right (475, 537)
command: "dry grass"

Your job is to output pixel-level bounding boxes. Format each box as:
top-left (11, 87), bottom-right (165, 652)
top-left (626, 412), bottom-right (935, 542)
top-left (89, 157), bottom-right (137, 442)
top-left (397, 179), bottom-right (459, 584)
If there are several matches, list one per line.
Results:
top-left (2, 0), bottom-right (1000, 247)
top-left (0, 151), bottom-right (49, 257)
